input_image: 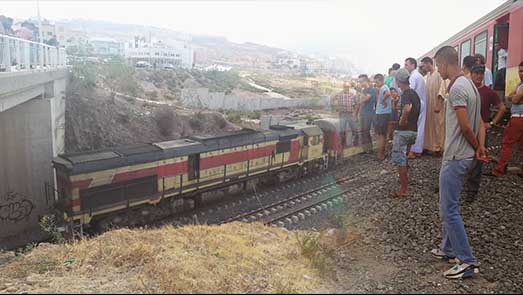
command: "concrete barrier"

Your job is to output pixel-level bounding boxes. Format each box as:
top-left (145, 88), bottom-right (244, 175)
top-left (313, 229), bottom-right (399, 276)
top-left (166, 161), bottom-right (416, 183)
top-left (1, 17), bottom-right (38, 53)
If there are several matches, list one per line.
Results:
top-left (181, 88), bottom-right (328, 111)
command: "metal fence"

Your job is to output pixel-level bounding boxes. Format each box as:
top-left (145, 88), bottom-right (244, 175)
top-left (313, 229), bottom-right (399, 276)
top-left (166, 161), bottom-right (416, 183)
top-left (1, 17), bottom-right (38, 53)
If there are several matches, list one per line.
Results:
top-left (0, 34), bottom-right (67, 72)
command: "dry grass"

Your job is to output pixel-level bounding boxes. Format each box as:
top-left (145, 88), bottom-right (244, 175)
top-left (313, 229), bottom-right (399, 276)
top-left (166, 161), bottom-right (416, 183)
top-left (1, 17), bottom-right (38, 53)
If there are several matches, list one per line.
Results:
top-left (0, 223), bottom-right (321, 294)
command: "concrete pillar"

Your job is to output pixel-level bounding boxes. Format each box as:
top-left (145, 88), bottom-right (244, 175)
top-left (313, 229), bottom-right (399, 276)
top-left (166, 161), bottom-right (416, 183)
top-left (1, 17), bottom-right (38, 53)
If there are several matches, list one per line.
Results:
top-left (0, 96), bottom-right (54, 246)
top-left (0, 71), bottom-right (67, 248)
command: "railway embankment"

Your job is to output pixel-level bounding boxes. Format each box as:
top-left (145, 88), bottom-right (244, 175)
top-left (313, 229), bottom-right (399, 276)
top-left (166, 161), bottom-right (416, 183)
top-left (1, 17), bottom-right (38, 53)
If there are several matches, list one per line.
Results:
top-left (0, 223), bottom-right (324, 294)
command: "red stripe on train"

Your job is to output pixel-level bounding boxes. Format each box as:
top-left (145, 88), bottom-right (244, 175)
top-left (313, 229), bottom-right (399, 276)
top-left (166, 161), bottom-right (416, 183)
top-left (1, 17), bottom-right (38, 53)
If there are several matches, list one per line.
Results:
top-left (157, 161), bottom-right (188, 177)
top-left (200, 145), bottom-right (276, 170)
top-left (71, 179), bottom-right (93, 189)
top-left (112, 167), bottom-right (157, 183)
top-left (289, 140), bottom-right (300, 162)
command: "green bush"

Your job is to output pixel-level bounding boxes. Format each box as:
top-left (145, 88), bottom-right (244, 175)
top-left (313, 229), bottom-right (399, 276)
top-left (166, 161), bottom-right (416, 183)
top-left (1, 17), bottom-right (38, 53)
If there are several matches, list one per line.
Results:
top-left (39, 215), bottom-right (65, 244)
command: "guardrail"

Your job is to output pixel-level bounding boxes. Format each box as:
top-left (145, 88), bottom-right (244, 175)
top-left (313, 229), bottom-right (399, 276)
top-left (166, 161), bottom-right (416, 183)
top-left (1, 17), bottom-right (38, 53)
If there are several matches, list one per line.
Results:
top-left (0, 34), bottom-right (67, 72)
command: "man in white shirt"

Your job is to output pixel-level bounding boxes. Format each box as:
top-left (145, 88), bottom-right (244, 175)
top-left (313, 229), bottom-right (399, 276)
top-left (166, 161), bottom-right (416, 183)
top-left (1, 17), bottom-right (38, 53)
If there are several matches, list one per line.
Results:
top-left (405, 57), bottom-right (427, 158)
top-left (494, 43), bottom-right (508, 91)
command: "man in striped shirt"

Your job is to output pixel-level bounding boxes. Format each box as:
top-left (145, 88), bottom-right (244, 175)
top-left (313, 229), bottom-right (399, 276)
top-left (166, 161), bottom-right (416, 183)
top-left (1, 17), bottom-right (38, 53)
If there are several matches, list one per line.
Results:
top-left (333, 82), bottom-right (360, 147)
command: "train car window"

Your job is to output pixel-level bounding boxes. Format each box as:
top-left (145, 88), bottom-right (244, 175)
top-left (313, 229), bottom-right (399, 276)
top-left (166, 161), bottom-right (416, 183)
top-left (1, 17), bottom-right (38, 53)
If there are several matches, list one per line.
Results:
top-left (80, 176), bottom-right (158, 211)
top-left (188, 154), bottom-right (200, 181)
top-left (303, 135), bottom-right (309, 146)
top-left (474, 31), bottom-right (488, 58)
top-left (276, 141), bottom-right (291, 153)
top-left (311, 135), bottom-right (321, 145)
top-left (460, 40), bottom-right (471, 66)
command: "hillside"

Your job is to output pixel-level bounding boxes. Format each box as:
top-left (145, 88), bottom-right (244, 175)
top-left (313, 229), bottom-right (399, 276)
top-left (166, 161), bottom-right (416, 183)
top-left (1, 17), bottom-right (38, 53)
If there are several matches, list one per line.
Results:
top-left (0, 223), bottom-right (322, 294)
top-left (65, 63), bottom-right (239, 153)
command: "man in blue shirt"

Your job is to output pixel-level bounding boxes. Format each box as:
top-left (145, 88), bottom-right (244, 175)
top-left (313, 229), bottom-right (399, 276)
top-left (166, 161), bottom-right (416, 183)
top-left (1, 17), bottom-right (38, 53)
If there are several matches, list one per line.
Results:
top-left (374, 74), bottom-right (392, 160)
top-left (358, 74), bottom-right (377, 152)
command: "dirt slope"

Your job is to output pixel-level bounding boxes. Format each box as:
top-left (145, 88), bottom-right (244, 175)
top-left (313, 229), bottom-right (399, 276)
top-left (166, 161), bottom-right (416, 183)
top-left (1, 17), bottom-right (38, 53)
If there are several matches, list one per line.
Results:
top-left (0, 223), bottom-right (321, 294)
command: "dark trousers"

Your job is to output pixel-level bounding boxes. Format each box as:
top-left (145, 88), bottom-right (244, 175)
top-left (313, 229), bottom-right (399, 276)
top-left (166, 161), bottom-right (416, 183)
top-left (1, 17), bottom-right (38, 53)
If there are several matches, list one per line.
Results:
top-left (466, 134), bottom-right (489, 194)
top-left (360, 114), bottom-right (375, 146)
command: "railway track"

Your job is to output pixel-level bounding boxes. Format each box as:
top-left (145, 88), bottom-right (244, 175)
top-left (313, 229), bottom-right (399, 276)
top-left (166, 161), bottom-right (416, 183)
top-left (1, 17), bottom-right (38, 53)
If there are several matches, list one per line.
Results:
top-left (166, 156), bottom-right (375, 227)
top-left (223, 174), bottom-right (377, 227)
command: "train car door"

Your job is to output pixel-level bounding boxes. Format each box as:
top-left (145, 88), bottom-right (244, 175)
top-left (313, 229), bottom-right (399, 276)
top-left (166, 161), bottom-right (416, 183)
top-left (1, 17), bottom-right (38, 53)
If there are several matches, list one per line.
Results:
top-left (492, 23), bottom-right (510, 87)
top-left (188, 154), bottom-right (200, 181)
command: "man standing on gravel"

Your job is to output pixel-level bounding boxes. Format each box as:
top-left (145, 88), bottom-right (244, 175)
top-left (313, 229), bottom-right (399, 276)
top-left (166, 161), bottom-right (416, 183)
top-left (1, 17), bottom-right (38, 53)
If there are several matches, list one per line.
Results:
top-left (488, 62), bottom-right (523, 178)
top-left (390, 68), bottom-right (420, 198)
top-left (358, 74), bottom-right (377, 152)
top-left (466, 64), bottom-right (506, 201)
top-left (334, 82), bottom-right (360, 147)
top-left (404, 58), bottom-right (427, 159)
top-left (431, 46), bottom-right (488, 280)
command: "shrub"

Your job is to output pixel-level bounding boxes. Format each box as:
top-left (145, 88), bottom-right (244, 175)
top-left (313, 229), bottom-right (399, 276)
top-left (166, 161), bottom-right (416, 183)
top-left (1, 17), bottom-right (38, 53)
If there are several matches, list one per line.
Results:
top-left (154, 109), bottom-right (176, 136)
top-left (189, 112), bottom-right (205, 131)
top-left (39, 215), bottom-right (65, 244)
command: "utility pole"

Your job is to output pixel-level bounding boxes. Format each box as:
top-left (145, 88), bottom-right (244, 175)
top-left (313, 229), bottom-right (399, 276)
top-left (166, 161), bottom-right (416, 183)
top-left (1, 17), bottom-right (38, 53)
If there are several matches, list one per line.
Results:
top-left (37, 0), bottom-right (44, 68)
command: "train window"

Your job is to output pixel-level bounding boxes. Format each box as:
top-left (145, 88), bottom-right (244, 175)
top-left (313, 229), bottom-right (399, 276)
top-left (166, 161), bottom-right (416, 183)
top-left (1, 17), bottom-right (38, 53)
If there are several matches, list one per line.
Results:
top-left (460, 40), bottom-right (471, 66)
top-left (303, 135), bottom-right (309, 146)
top-left (80, 176), bottom-right (158, 211)
top-left (188, 154), bottom-right (200, 181)
top-left (474, 31), bottom-right (488, 58)
top-left (276, 141), bottom-right (291, 153)
top-left (311, 136), bottom-right (321, 145)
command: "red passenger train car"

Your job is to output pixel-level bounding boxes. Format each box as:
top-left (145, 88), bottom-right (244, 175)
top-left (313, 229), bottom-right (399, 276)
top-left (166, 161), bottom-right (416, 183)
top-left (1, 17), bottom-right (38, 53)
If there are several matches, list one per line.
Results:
top-left (423, 0), bottom-right (523, 96)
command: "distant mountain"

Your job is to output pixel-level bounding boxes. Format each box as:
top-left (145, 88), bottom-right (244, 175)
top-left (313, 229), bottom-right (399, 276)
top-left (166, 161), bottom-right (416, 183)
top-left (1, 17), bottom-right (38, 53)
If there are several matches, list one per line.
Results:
top-left (50, 18), bottom-right (355, 73)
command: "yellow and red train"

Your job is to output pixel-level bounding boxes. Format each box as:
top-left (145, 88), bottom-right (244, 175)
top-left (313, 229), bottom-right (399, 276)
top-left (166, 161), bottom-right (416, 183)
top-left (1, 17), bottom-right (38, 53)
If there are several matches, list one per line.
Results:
top-left (53, 120), bottom-right (367, 232)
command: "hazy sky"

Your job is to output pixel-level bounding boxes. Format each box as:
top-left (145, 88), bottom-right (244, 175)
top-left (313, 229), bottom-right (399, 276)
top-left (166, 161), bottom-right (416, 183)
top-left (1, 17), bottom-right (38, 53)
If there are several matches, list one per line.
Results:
top-left (2, 0), bottom-right (506, 73)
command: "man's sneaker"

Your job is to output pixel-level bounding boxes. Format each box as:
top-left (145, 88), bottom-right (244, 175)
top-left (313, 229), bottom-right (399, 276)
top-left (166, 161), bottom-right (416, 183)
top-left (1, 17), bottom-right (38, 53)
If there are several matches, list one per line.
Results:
top-left (430, 249), bottom-right (457, 264)
top-left (444, 262), bottom-right (480, 279)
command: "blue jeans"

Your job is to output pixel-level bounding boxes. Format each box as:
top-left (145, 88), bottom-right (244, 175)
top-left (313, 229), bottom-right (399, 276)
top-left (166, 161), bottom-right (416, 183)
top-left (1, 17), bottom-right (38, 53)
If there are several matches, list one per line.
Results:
top-left (439, 158), bottom-right (477, 264)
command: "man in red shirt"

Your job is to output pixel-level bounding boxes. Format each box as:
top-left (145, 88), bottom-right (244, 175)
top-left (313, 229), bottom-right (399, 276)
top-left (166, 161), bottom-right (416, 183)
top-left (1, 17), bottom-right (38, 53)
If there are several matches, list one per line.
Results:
top-left (466, 64), bottom-right (506, 201)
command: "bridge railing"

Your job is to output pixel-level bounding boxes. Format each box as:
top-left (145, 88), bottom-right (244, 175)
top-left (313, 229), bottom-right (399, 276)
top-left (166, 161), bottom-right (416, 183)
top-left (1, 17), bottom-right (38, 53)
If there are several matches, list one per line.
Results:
top-left (0, 34), bottom-right (67, 73)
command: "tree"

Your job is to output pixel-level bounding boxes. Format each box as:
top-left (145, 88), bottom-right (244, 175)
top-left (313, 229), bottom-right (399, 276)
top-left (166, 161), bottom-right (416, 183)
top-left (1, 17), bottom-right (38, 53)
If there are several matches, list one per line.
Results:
top-left (0, 15), bottom-right (13, 35)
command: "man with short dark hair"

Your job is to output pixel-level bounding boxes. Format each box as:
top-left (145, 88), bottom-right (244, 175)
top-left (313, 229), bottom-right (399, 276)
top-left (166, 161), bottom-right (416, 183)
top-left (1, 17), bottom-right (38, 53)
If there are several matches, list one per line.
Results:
top-left (421, 57), bottom-right (445, 154)
top-left (462, 56), bottom-right (477, 78)
top-left (391, 68), bottom-right (420, 198)
top-left (405, 57), bottom-right (427, 158)
top-left (358, 74), bottom-right (377, 152)
top-left (475, 54), bottom-right (493, 88)
top-left (466, 64), bottom-right (506, 200)
top-left (374, 74), bottom-right (392, 160)
top-left (431, 46), bottom-right (488, 280)
top-left (489, 61), bottom-right (523, 177)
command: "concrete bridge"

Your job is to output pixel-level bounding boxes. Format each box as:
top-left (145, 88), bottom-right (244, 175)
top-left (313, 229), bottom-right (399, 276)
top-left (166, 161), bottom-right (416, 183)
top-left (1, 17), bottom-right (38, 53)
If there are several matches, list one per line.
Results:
top-left (0, 34), bottom-right (67, 248)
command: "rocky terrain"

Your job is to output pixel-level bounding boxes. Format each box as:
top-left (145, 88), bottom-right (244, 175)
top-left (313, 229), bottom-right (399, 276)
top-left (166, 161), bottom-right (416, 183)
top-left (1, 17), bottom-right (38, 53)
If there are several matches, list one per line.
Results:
top-left (300, 128), bottom-right (522, 294)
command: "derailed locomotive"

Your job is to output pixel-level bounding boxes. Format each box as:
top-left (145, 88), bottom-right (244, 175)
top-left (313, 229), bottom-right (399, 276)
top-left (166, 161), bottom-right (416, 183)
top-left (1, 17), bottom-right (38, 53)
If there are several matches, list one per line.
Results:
top-left (52, 120), bottom-right (370, 232)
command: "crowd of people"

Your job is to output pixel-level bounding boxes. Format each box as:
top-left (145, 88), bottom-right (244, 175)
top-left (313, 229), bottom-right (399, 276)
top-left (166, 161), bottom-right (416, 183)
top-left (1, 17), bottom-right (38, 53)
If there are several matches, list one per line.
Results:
top-left (333, 46), bottom-right (523, 280)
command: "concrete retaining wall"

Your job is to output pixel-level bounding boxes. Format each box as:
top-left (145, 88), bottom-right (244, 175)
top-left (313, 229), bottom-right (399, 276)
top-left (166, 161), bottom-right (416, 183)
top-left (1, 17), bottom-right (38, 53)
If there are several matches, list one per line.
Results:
top-left (181, 88), bottom-right (328, 111)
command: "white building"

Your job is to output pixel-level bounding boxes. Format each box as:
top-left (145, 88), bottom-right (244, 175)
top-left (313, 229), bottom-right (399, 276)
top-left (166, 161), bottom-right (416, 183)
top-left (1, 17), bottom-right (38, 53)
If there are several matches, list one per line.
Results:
top-left (90, 37), bottom-right (125, 56)
top-left (125, 39), bottom-right (194, 69)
